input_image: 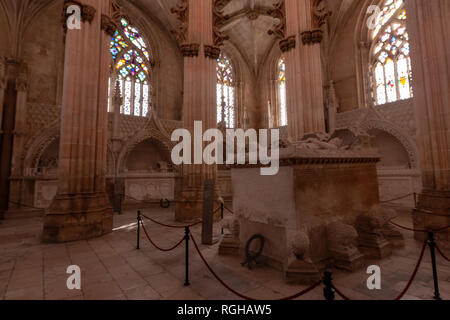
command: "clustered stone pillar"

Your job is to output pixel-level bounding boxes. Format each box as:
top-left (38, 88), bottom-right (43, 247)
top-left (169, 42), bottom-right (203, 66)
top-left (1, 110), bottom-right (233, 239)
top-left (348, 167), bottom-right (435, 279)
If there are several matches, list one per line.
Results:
top-left (43, 0), bottom-right (113, 242)
top-left (0, 59), bottom-right (22, 220)
top-left (0, 59), bottom-right (5, 137)
top-left (406, 0), bottom-right (450, 243)
top-left (8, 64), bottom-right (29, 210)
top-left (282, 0), bottom-right (326, 141)
top-left (173, 0), bottom-right (218, 222)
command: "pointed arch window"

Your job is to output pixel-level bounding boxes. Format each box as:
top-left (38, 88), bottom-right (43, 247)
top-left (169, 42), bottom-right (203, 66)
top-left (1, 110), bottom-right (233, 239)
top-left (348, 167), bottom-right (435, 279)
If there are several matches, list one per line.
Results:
top-left (370, 0), bottom-right (412, 105)
top-left (108, 18), bottom-right (152, 117)
top-left (278, 57), bottom-right (287, 126)
top-left (217, 53), bottom-right (235, 128)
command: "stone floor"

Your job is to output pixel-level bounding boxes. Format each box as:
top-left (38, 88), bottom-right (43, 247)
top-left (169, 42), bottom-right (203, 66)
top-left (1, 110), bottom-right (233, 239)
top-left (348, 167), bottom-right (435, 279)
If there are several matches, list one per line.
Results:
top-left (0, 206), bottom-right (449, 300)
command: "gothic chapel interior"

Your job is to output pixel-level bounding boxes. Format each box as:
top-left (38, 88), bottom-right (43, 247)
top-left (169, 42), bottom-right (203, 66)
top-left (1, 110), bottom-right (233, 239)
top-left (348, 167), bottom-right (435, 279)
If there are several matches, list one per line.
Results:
top-left (0, 0), bottom-right (449, 301)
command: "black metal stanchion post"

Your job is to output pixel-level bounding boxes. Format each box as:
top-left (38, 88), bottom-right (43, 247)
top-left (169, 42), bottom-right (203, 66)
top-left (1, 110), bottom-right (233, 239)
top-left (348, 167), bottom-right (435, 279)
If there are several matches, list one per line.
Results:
top-left (137, 210), bottom-right (141, 250)
top-left (323, 270), bottom-right (335, 301)
top-left (413, 193), bottom-right (417, 208)
top-left (184, 227), bottom-right (190, 286)
top-left (428, 232), bottom-right (441, 300)
top-left (221, 202), bottom-right (224, 235)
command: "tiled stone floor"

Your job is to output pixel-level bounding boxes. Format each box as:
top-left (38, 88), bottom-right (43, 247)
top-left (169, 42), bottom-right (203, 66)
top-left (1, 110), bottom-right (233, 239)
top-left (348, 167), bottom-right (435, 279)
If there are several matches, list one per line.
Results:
top-left (0, 207), bottom-right (449, 300)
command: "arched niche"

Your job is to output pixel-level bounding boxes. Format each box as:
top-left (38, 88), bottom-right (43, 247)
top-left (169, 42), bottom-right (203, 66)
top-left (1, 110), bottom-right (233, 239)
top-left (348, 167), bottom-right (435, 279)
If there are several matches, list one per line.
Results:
top-left (123, 138), bottom-right (173, 173)
top-left (368, 128), bottom-right (410, 169)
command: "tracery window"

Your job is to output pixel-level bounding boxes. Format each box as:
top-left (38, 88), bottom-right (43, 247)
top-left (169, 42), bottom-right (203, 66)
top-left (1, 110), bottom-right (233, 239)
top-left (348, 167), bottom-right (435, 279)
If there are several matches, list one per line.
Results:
top-left (108, 18), bottom-right (151, 117)
top-left (217, 53), bottom-right (235, 128)
top-left (278, 57), bottom-right (287, 126)
top-left (370, 0), bottom-right (412, 105)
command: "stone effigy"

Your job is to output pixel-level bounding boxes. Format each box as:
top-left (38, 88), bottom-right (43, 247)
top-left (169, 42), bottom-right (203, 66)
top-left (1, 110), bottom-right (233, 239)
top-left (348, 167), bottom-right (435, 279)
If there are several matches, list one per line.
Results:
top-left (225, 129), bottom-right (397, 282)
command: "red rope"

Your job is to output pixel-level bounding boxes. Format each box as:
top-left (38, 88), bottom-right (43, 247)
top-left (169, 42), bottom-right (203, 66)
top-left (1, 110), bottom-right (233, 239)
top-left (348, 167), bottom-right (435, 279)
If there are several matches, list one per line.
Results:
top-left (224, 206), bottom-right (234, 214)
top-left (190, 234), bottom-right (320, 301)
top-left (330, 240), bottom-right (428, 301)
top-left (279, 281), bottom-right (322, 301)
top-left (141, 214), bottom-right (202, 229)
top-left (380, 193), bottom-right (415, 203)
top-left (389, 219), bottom-right (449, 233)
top-left (140, 221), bottom-right (185, 252)
top-left (395, 239), bottom-right (427, 300)
top-left (332, 285), bottom-right (351, 300)
top-left (435, 244), bottom-right (450, 262)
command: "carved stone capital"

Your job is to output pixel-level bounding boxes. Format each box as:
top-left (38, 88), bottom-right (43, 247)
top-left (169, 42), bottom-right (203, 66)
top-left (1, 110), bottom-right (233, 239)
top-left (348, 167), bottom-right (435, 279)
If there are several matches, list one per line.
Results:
top-left (301, 30), bottom-right (323, 45)
top-left (267, 0), bottom-right (286, 39)
top-left (101, 14), bottom-right (118, 37)
top-left (279, 35), bottom-right (296, 53)
top-left (213, 0), bottom-right (230, 47)
top-left (180, 43), bottom-right (200, 58)
top-left (62, 0), bottom-right (97, 38)
top-left (170, 0), bottom-right (189, 45)
top-left (63, 1), bottom-right (96, 24)
top-left (16, 79), bottom-right (28, 92)
top-left (204, 45), bottom-right (221, 60)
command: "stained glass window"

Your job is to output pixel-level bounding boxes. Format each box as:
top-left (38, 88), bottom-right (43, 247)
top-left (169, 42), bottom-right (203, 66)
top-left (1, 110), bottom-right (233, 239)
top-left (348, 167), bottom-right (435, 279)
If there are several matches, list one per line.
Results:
top-left (108, 18), bottom-right (152, 117)
top-left (370, 0), bottom-right (413, 105)
top-left (278, 57), bottom-right (287, 126)
top-left (217, 53), bottom-right (235, 128)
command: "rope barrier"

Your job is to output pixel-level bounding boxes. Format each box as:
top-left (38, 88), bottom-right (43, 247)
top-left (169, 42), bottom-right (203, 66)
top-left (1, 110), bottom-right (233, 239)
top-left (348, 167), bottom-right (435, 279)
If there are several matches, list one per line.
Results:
top-left (395, 239), bottom-right (427, 300)
top-left (223, 205), bottom-right (234, 214)
top-left (140, 220), bottom-right (185, 252)
top-left (389, 219), bottom-right (449, 233)
top-left (329, 239), bottom-right (428, 301)
top-left (435, 244), bottom-right (450, 262)
top-left (190, 233), bottom-right (321, 301)
top-left (332, 285), bottom-right (351, 301)
top-left (141, 213), bottom-right (202, 229)
top-left (380, 193), bottom-right (415, 204)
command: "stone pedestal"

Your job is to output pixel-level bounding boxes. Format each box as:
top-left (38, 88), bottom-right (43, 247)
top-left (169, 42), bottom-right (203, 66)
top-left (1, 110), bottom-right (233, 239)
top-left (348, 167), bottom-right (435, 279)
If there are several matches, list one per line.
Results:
top-left (285, 260), bottom-right (321, 285)
top-left (43, 193), bottom-right (113, 242)
top-left (357, 234), bottom-right (391, 259)
top-left (219, 217), bottom-right (241, 256)
top-left (327, 221), bottom-right (364, 272)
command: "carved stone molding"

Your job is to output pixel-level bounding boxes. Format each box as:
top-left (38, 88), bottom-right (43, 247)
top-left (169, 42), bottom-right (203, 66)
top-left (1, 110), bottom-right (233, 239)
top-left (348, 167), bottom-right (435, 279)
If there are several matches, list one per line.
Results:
top-left (313, 0), bottom-right (332, 29)
top-left (180, 43), bottom-right (200, 57)
top-left (267, 0), bottom-right (286, 39)
top-left (170, 0), bottom-right (189, 45)
top-left (62, 0), bottom-right (97, 36)
top-left (246, 9), bottom-right (259, 21)
top-left (16, 79), bottom-right (28, 92)
top-left (213, 0), bottom-right (230, 47)
top-left (301, 29), bottom-right (323, 45)
top-left (101, 14), bottom-right (118, 37)
top-left (204, 45), bottom-right (221, 60)
top-left (279, 35), bottom-right (296, 53)
top-left (215, 0), bottom-right (232, 11)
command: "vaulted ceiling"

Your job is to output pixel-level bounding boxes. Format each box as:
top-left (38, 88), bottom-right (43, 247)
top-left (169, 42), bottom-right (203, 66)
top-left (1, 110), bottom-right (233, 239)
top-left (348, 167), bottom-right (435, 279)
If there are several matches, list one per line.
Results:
top-left (128, 0), bottom-right (360, 75)
top-left (0, 0), bottom-right (360, 73)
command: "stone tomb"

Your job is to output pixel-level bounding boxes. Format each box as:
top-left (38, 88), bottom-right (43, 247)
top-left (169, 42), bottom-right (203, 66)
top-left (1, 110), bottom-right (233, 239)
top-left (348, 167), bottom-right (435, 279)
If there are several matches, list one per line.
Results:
top-left (225, 137), bottom-right (398, 283)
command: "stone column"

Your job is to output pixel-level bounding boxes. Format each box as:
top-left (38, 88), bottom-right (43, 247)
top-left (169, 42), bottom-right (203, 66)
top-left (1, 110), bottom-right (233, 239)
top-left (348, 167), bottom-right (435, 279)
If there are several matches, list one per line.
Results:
top-left (0, 58), bottom-right (6, 132)
top-left (43, 0), bottom-right (113, 242)
top-left (172, 0), bottom-right (219, 221)
top-left (0, 59), bottom-right (21, 220)
top-left (272, 0), bottom-right (326, 141)
top-left (8, 64), bottom-right (29, 209)
top-left (406, 0), bottom-right (450, 242)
